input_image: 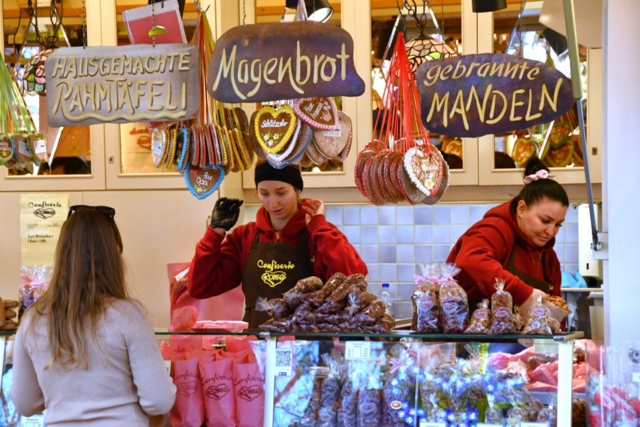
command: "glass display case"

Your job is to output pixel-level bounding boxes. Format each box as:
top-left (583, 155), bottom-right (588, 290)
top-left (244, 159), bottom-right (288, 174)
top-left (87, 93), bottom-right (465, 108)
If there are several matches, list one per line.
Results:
top-left (155, 329), bottom-right (584, 427)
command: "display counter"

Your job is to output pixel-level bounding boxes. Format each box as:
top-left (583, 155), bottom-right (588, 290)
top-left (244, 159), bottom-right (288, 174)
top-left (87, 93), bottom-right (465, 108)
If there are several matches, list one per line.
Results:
top-left (156, 329), bottom-right (585, 427)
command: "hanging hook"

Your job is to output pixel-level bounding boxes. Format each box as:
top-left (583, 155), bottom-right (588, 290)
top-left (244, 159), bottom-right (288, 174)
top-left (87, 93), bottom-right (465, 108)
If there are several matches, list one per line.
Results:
top-left (194, 0), bottom-right (210, 14)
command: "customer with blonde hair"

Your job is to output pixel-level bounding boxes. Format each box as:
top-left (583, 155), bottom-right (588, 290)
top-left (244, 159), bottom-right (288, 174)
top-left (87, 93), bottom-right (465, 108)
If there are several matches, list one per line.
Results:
top-left (11, 206), bottom-right (176, 426)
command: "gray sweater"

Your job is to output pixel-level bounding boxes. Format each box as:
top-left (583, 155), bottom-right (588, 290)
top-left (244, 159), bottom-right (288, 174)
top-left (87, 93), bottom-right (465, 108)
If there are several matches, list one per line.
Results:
top-left (11, 300), bottom-right (176, 426)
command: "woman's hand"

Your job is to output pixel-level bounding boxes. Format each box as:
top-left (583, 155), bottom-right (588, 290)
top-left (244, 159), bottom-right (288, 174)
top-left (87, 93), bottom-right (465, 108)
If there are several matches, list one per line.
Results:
top-left (302, 199), bottom-right (325, 225)
top-left (518, 288), bottom-right (546, 323)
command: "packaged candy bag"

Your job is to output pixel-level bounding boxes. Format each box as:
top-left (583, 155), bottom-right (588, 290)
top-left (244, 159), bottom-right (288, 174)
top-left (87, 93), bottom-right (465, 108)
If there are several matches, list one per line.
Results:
top-left (300, 367), bottom-right (330, 427)
top-left (523, 296), bottom-right (553, 335)
top-left (383, 344), bottom-right (418, 427)
top-left (169, 357), bottom-right (205, 427)
top-left (357, 364), bottom-right (383, 427)
top-left (310, 272), bottom-right (346, 305)
top-left (438, 264), bottom-right (468, 333)
top-left (199, 357), bottom-right (236, 427)
top-left (337, 362), bottom-right (367, 427)
top-left (411, 265), bottom-right (440, 332)
top-left (19, 265), bottom-right (51, 319)
top-left (318, 352), bottom-right (346, 427)
top-left (255, 297), bottom-right (292, 320)
top-left (233, 360), bottom-right (265, 427)
top-left (464, 299), bottom-right (492, 334)
top-left (489, 279), bottom-right (516, 334)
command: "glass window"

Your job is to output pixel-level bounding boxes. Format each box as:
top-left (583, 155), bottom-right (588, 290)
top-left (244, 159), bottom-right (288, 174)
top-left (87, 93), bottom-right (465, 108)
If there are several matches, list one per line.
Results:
top-left (115, 0), bottom-right (197, 174)
top-left (3, 0), bottom-right (92, 176)
top-left (493, 2), bottom-right (587, 170)
top-left (372, 1), bottom-right (463, 170)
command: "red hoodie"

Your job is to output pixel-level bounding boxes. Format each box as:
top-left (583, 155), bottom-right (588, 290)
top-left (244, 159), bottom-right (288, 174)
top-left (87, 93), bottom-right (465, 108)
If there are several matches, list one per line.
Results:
top-left (188, 199), bottom-right (368, 299)
top-left (447, 199), bottom-right (562, 306)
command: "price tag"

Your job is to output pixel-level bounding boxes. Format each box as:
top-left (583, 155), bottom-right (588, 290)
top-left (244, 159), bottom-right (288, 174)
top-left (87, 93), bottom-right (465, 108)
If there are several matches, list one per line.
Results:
top-left (165, 360), bottom-right (172, 376)
top-left (633, 372), bottom-right (640, 383)
top-left (323, 127), bottom-right (342, 137)
top-left (152, 140), bottom-right (163, 155)
top-left (34, 139), bottom-right (47, 154)
top-left (521, 422), bottom-right (550, 427)
top-left (345, 341), bottom-right (371, 360)
top-left (275, 348), bottom-right (294, 377)
top-left (20, 414), bottom-right (45, 427)
top-left (419, 421), bottom-right (446, 427)
top-left (19, 140), bottom-right (30, 157)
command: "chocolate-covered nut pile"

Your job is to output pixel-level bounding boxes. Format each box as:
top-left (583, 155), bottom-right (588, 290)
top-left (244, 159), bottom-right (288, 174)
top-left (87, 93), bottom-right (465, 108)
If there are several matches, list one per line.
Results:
top-left (258, 273), bottom-right (395, 333)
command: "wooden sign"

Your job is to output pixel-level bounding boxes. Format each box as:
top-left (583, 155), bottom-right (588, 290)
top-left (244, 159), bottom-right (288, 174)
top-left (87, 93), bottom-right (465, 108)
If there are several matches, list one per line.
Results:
top-left (208, 22), bottom-right (365, 103)
top-left (415, 53), bottom-right (574, 138)
top-left (45, 44), bottom-right (199, 127)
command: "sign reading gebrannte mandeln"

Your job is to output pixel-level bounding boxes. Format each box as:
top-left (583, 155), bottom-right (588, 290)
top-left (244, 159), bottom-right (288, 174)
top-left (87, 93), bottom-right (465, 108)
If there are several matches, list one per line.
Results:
top-left (45, 44), bottom-right (199, 127)
top-left (415, 53), bottom-right (575, 138)
top-left (208, 22), bottom-right (365, 103)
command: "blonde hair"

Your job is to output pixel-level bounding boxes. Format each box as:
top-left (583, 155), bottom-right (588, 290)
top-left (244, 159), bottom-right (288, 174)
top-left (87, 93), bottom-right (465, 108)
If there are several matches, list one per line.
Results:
top-left (28, 208), bottom-right (130, 369)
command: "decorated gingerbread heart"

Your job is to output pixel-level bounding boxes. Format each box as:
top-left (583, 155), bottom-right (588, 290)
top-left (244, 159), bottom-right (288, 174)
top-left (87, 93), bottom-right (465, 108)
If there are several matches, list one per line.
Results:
top-left (549, 121), bottom-right (571, 148)
top-left (28, 133), bottom-right (49, 165)
top-left (184, 163), bottom-right (224, 200)
top-left (512, 137), bottom-right (535, 167)
top-left (151, 127), bottom-right (168, 168)
top-left (546, 140), bottom-right (575, 167)
top-left (255, 106), bottom-right (297, 154)
top-left (293, 97), bottom-right (339, 130)
top-left (0, 134), bottom-right (14, 164)
top-left (403, 147), bottom-right (444, 198)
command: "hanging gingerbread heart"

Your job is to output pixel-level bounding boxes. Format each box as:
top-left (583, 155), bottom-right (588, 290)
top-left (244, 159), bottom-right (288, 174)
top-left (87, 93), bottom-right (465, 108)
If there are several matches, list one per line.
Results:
top-left (0, 134), bottom-right (14, 165)
top-left (293, 97), bottom-right (339, 130)
top-left (512, 137), bottom-right (535, 167)
top-left (546, 140), bottom-right (575, 167)
top-left (254, 106), bottom-right (297, 154)
top-left (184, 163), bottom-right (225, 200)
top-left (28, 133), bottom-right (49, 165)
top-left (423, 152), bottom-right (450, 205)
top-left (175, 127), bottom-right (190, 171)
top-left (151, 127), bottom-right (168, 168)
top-left (14, 133), bottom-right (33, 167)
top-left (403, 147), bottom-right (444, 198)
top-left (549, 121), bottom-right (571, 148)
top-left (313, 111), bottom-right (352, 159)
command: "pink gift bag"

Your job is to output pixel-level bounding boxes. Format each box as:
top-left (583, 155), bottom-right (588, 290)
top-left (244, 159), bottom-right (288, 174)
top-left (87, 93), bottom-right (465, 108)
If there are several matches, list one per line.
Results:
top-left (199, 357), bottom-right (237, 427)
top-left (169, 357), bottom-right (205, 427)
top-left (233, 361), bottom-right (265, 427)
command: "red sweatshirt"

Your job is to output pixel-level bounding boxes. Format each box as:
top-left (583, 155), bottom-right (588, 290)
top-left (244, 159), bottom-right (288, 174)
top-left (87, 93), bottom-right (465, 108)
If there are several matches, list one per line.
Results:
top-left (188, 200), bottom-right (368, 299)
top-left (447, 199), bottom-right (562, 306)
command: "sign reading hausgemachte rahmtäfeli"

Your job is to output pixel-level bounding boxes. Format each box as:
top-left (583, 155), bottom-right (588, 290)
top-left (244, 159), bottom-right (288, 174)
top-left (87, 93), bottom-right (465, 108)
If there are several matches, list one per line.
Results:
top-left (45, 44), bottom-right (199, 127)
top-left (415, 53), bottom-right (574, 138)
top-left (208, 21), bottom-right (365, 103)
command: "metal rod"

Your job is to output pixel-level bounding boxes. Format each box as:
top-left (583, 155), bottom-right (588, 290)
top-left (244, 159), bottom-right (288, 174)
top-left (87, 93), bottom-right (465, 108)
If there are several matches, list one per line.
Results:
top-left (562, 0), bottom-right (601, 251)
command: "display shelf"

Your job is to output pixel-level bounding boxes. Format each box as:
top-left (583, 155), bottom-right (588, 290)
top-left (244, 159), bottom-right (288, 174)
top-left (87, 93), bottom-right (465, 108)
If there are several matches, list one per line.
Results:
top-left (561, 287), bottom-right (603, 292)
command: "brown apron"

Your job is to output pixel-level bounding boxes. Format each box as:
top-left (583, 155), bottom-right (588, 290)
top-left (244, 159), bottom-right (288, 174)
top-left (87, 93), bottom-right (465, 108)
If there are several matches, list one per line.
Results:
top-left (242, 229), bottom-right (315, 328)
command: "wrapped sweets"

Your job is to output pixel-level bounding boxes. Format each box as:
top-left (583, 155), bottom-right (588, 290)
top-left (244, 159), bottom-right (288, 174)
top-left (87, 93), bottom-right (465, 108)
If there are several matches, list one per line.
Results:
top-left (318, 352), bottom-right (346, 427)
top-left (299, 367), bottom-right (330, 427)
top-left (489, 278), bottom-right (516, 334)
top-left (337, 362), bottom-right (367, 427)
top-left (464, 299), bottom-right (492, 334)
top-left (383, 345), bottom-right (417, 427)
top-left (357, 364), bottom-right (383, 427)
top-left (411, 281), bottom-right (440, 333)
top-left (523, 295), bottom-right (553, 335)
top-left (255, 297), bottom-right (292, 319)
top-left (438, 264), bottom-right (469, 333)
top-left (284, 276), bottom-right (324, 308)
top-left (310, 272), bottom-right (347, 305)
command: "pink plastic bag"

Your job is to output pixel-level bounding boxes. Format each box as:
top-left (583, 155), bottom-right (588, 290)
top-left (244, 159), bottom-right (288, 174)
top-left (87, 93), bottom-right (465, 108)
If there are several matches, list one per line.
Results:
top-left (169, 357), bottom-right (205, 427)
top-left (233, 362), bottom-right (265, 427)
top-left (199, 357), bottom-right (237, 427)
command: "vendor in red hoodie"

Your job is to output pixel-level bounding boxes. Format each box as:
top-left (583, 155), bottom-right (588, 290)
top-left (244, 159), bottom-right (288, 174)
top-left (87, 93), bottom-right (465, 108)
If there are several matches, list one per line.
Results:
top-left (447, 158), bottom-right (568, 320)
top-left (188, 161), bottom-right (368, 327)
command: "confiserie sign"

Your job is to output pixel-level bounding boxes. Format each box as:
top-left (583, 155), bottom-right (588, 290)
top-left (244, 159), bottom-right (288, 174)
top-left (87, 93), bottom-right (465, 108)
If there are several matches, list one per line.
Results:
top-left (45, 44), bottom-right (199, 127)
top-left (208, 22), bottom-right (365, 103)
top-left (415, 53), bottom-right (574, 138)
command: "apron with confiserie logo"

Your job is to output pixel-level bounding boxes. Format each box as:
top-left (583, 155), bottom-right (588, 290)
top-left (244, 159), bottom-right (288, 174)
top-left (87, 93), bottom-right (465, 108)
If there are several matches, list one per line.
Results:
top-left (242, 229), bottom-right (315, 328)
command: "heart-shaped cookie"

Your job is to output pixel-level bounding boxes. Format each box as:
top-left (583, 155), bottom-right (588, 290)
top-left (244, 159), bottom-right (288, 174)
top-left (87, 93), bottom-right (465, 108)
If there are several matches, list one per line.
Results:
top-left (546, 140), bottom-right (575, 167)
top-left (202, 126), bottom-right (215, 166)
top-left (208, 124), bottom-right (223, 166)
top-left (267, 120), bottom-right (301, 163)
top-left (214, 124), bottom-right (229, 166)
top-left (403, 147), bottom-right (444, 198)
top-left (335, 123), bottom-right (353, 163)
top-left (512, 137), bottom-right (535, 167)
top-left (255, 106), bottom-right (297, 154)
top-left (378, 152), bottom-right (399, 203)
top-left (0, 134), bottom-right (15, 164)
top-left (189, 124), bottom-right (200, 167)
top-left (151, 127), bottom-right (168, 168)
top-left (198, 126), bottom-right (207, 168)
top-left (355, 148), bottom-right (377, 195)
top-left (313, 111), bottom-right (352, 159)
top-left (549, 120), bottom-right (571, 148)
top-left (399, 157), bottom-right (427, 205)
top-left (28, 133), bottom-right (49, 165)
top-left (306, 134), bottom-right (329, 165)
top-left (249, 111), bottom-right (267, 161)
top-left (175, 127), bottom-right (190, 171)
top-left (233, 107), bottom-right (249, 134)
top-left (389, 156), bottom-right (408, 202)
top-left (185, 163), bottom-right (224, 200)
top-left (165, 128), bottom-right (178, 169)
top-left (383, 152), bottom-right (405, 202)
top-left (14, 133), bottom-right (33, 166)
top-left (423, 152), bottom-right (450, 205)
top-left (293, 97), bottom-right (339, 130)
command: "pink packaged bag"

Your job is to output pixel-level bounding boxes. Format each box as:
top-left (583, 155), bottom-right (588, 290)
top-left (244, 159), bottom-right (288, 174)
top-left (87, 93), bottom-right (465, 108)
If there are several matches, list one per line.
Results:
top-left (233, 361), bottom-right (265, 427)
top-left (199, 357), bottom-right (237, 427)
top-left (169, 357), bottom-right (205, 427)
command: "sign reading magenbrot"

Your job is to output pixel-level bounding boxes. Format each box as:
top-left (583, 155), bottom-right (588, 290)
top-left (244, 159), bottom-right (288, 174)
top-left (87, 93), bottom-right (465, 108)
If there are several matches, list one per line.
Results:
top-left (208, 22), bottom-right (365, 103)
top-left (46, 44), bottom-right (199, 127)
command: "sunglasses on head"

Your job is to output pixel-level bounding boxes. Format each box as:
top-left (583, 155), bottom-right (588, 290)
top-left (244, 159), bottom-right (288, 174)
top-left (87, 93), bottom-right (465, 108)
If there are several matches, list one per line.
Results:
top-left (67, 205), bottom-right (116, 220)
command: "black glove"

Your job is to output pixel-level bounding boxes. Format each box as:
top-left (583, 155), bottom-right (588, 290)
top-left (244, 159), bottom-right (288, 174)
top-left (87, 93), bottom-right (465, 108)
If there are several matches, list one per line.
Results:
top-left (210, 197), bottom-right (244, 231)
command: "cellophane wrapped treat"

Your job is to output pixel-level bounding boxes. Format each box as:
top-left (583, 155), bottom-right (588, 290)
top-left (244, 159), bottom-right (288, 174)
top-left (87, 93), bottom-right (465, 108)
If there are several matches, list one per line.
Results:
top-left (310, 273), bottom-right (346, 305)
top-left (438, 264), bottom-right (468, 333)
top-left (255, 297), bottom-right (292, 320)
top-left (489, 278), bottom-right (516, 334)
top-left (327, 274), bottom-right (367, 304)
top-left (299, 367), bottom-right (329, 427)
top-left (383, 345), bottom-right (417, 427)
top-left (19, 265), bottom-right (51, 319)
top-left (523, 296), bottom-right (553, 335)
top-left (353, 301), bottom-right (386, 325)
top-left (346, 291), bottom-right (377, 316)
top-left (411, 266), bottom-right (440, 332)
top-left (464, 299), bottom-right (492, 334)
top-left (284, 277), bottom-right (323, 309)
top-left (318, 352), bottom-right (346, 427)
top-left (357, 364), bottom-right (383, 427)
top-left (337, 362), bottom-right (367, 427)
